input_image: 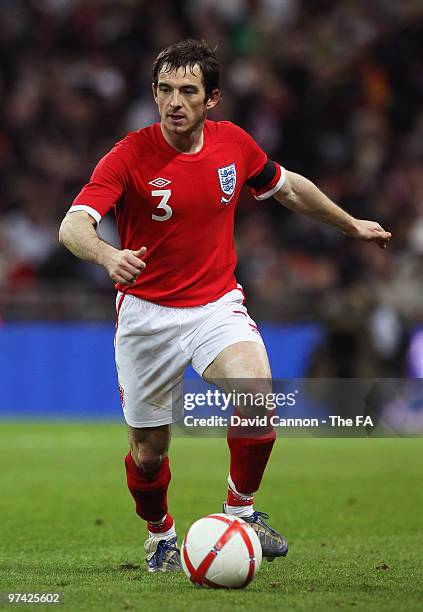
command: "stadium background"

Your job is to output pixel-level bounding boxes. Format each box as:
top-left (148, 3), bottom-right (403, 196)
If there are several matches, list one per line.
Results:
top-left (1, 1), bottom-right (422, 415)
top-left (1, 2), bottom-right (423, 610)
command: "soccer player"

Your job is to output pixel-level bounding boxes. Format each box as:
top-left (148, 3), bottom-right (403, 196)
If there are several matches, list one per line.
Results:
top-left (59, 40), bottom-right (391, 572)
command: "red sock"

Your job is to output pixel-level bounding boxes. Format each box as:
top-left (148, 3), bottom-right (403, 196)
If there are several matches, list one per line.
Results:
top-left (147, 513), bottom-right (174, 535)
top-left (124, 452), bottom-right (171, 522)
top-left (227, 484), bottom-right (254, 507)
top-left (227, 426), bottom-right (276, 495)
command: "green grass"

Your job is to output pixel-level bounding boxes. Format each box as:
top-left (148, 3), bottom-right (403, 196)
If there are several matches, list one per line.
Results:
top-left (0, 423), bottom-right (422, 611)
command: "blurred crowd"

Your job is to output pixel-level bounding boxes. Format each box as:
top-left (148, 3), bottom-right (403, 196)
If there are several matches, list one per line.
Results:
top-left (0, 0), bottom-right (422, 371)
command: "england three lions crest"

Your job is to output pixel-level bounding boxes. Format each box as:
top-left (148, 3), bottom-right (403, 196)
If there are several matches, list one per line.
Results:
top-left (218, 163), bottom-right (236, 203)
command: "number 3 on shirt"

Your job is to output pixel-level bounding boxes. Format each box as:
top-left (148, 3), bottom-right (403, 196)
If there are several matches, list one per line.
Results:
top-left (151, 189), bottom-right (173, 221)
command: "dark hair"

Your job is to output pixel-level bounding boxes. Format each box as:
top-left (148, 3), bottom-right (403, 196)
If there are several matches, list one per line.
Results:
top-left (153, 39), bottom-right (220, 100)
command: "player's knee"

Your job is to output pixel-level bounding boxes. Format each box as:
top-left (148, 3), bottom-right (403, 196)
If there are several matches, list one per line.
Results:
top-left (134, 446), bottom-right (165, 474)
top-left (128, 425), bottom-right (170, 474)
top-left (234, 379), bottom-right (272, 417)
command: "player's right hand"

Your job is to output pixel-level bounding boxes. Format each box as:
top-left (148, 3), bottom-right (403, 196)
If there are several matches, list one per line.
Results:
top-left (103, 246), bottom-right (147, 285)
top-left (345, 220), bottom-right (392, 249)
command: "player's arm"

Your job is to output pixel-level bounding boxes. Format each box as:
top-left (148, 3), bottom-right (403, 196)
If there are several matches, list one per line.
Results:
top-left (59, 211), bottom-right (146, 285)
top-left (60, 143), bottom-right (147, 285)
top-left (273, 170), bottom-right (391, 249)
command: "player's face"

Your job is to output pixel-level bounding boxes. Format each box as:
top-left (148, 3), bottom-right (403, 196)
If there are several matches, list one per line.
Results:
top-left (153, 64), bottom-right (219, 136)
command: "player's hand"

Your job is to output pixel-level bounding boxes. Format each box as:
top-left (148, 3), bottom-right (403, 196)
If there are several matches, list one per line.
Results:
top-left (102, 246), bottom-right (147, 285)
top-left (345, 220), bottom-right (391, 249)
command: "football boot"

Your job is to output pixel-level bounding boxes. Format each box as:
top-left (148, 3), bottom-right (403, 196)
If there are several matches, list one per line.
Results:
top-left (223, 504), bottom-right (288, 561)
top-left (144, 536), bottom-right (182, 573)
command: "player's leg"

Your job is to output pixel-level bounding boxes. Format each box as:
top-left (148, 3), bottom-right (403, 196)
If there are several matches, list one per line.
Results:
top-left (115, 292), bottom-right (187, 572)
top-left (126, 424), bottom-right (173, 530)
top-left (203, 340), bottom-right (271, 380)
top-left (203, 341), bottom-right (275, 516)
top-left (204, 340), bottom-right (274, 512)
top-left (203, 341), bottom-right (288, 560)
top-left (189, 289), bottom-right (288, 559)
top-left (191, 296), bottom-right (275, 513)
top-left (125, 425), bottom-right (181, 572)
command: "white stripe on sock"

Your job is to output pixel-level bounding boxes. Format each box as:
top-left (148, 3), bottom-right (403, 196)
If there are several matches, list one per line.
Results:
top-left (228, 474), bottom-right (254, 502)
top-left (148, 524), bottom-right (176, 541)
top-left (225, 503), bottom-right (254, 518)
top-left (149, 515), bottom-right (167, 526)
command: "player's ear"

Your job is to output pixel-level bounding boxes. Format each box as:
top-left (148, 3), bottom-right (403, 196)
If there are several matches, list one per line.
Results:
top-left (206, 89), bottom-right (221, 110)
top-left (152, 82), bottom-right (158, 104)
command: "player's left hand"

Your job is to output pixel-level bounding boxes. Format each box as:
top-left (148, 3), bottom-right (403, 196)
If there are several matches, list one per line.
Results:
top-left (345, 220), bottom-right (391, 249)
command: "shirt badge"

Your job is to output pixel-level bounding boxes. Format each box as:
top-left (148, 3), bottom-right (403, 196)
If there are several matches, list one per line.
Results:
top-left (217, 163), bottom-right (236, 204)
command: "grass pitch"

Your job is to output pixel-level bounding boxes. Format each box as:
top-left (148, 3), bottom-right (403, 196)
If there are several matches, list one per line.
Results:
top-left (0, 423), bottom-right (422, 611)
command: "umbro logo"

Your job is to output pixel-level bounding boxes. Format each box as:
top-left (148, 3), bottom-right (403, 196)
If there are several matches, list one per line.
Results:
top-left (148, 177), bottom-right (171, 188)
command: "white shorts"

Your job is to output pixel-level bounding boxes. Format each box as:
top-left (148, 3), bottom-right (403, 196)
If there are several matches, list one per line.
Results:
top-left (114, 287), bottom-right (265, 428)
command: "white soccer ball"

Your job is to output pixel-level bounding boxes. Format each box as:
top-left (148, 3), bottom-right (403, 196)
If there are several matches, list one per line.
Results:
top-left (181, 513), bottom-right (262, 589)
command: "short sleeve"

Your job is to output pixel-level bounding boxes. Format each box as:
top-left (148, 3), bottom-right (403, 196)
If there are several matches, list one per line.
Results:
top-left (69, 147), bottom-right (129, 225)
top-left (229, 123), bottom-right (286, 200)
top-left (230, 123), bottom-right (268, 181)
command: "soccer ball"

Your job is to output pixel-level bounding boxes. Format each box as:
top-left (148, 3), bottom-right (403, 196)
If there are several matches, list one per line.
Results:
top-left (181, 513), bottom-right (262, 588)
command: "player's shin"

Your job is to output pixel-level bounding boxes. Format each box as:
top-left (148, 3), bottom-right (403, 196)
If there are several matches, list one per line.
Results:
top-left (124, 452), bottom-right (175, 540)
top-left (225, 420), bottom-right (288, 560)
top-left (225, 413), bottom-right (276, 517)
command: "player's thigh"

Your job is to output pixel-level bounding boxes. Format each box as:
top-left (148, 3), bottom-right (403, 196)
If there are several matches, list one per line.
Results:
top-left (193, 292), bottom-right (273, 420)
top-left (115, 293), bottom-right (188, 427)
top-left (190, 288), bottom-right (270, 383)
top-left (203, 341), bottom-right (271, 384)
top-left (204, 342), bottom-right (272, 417)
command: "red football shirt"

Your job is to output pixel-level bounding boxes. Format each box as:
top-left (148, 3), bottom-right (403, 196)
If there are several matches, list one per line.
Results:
top-left (70, 120), bottom-right (285, 306)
